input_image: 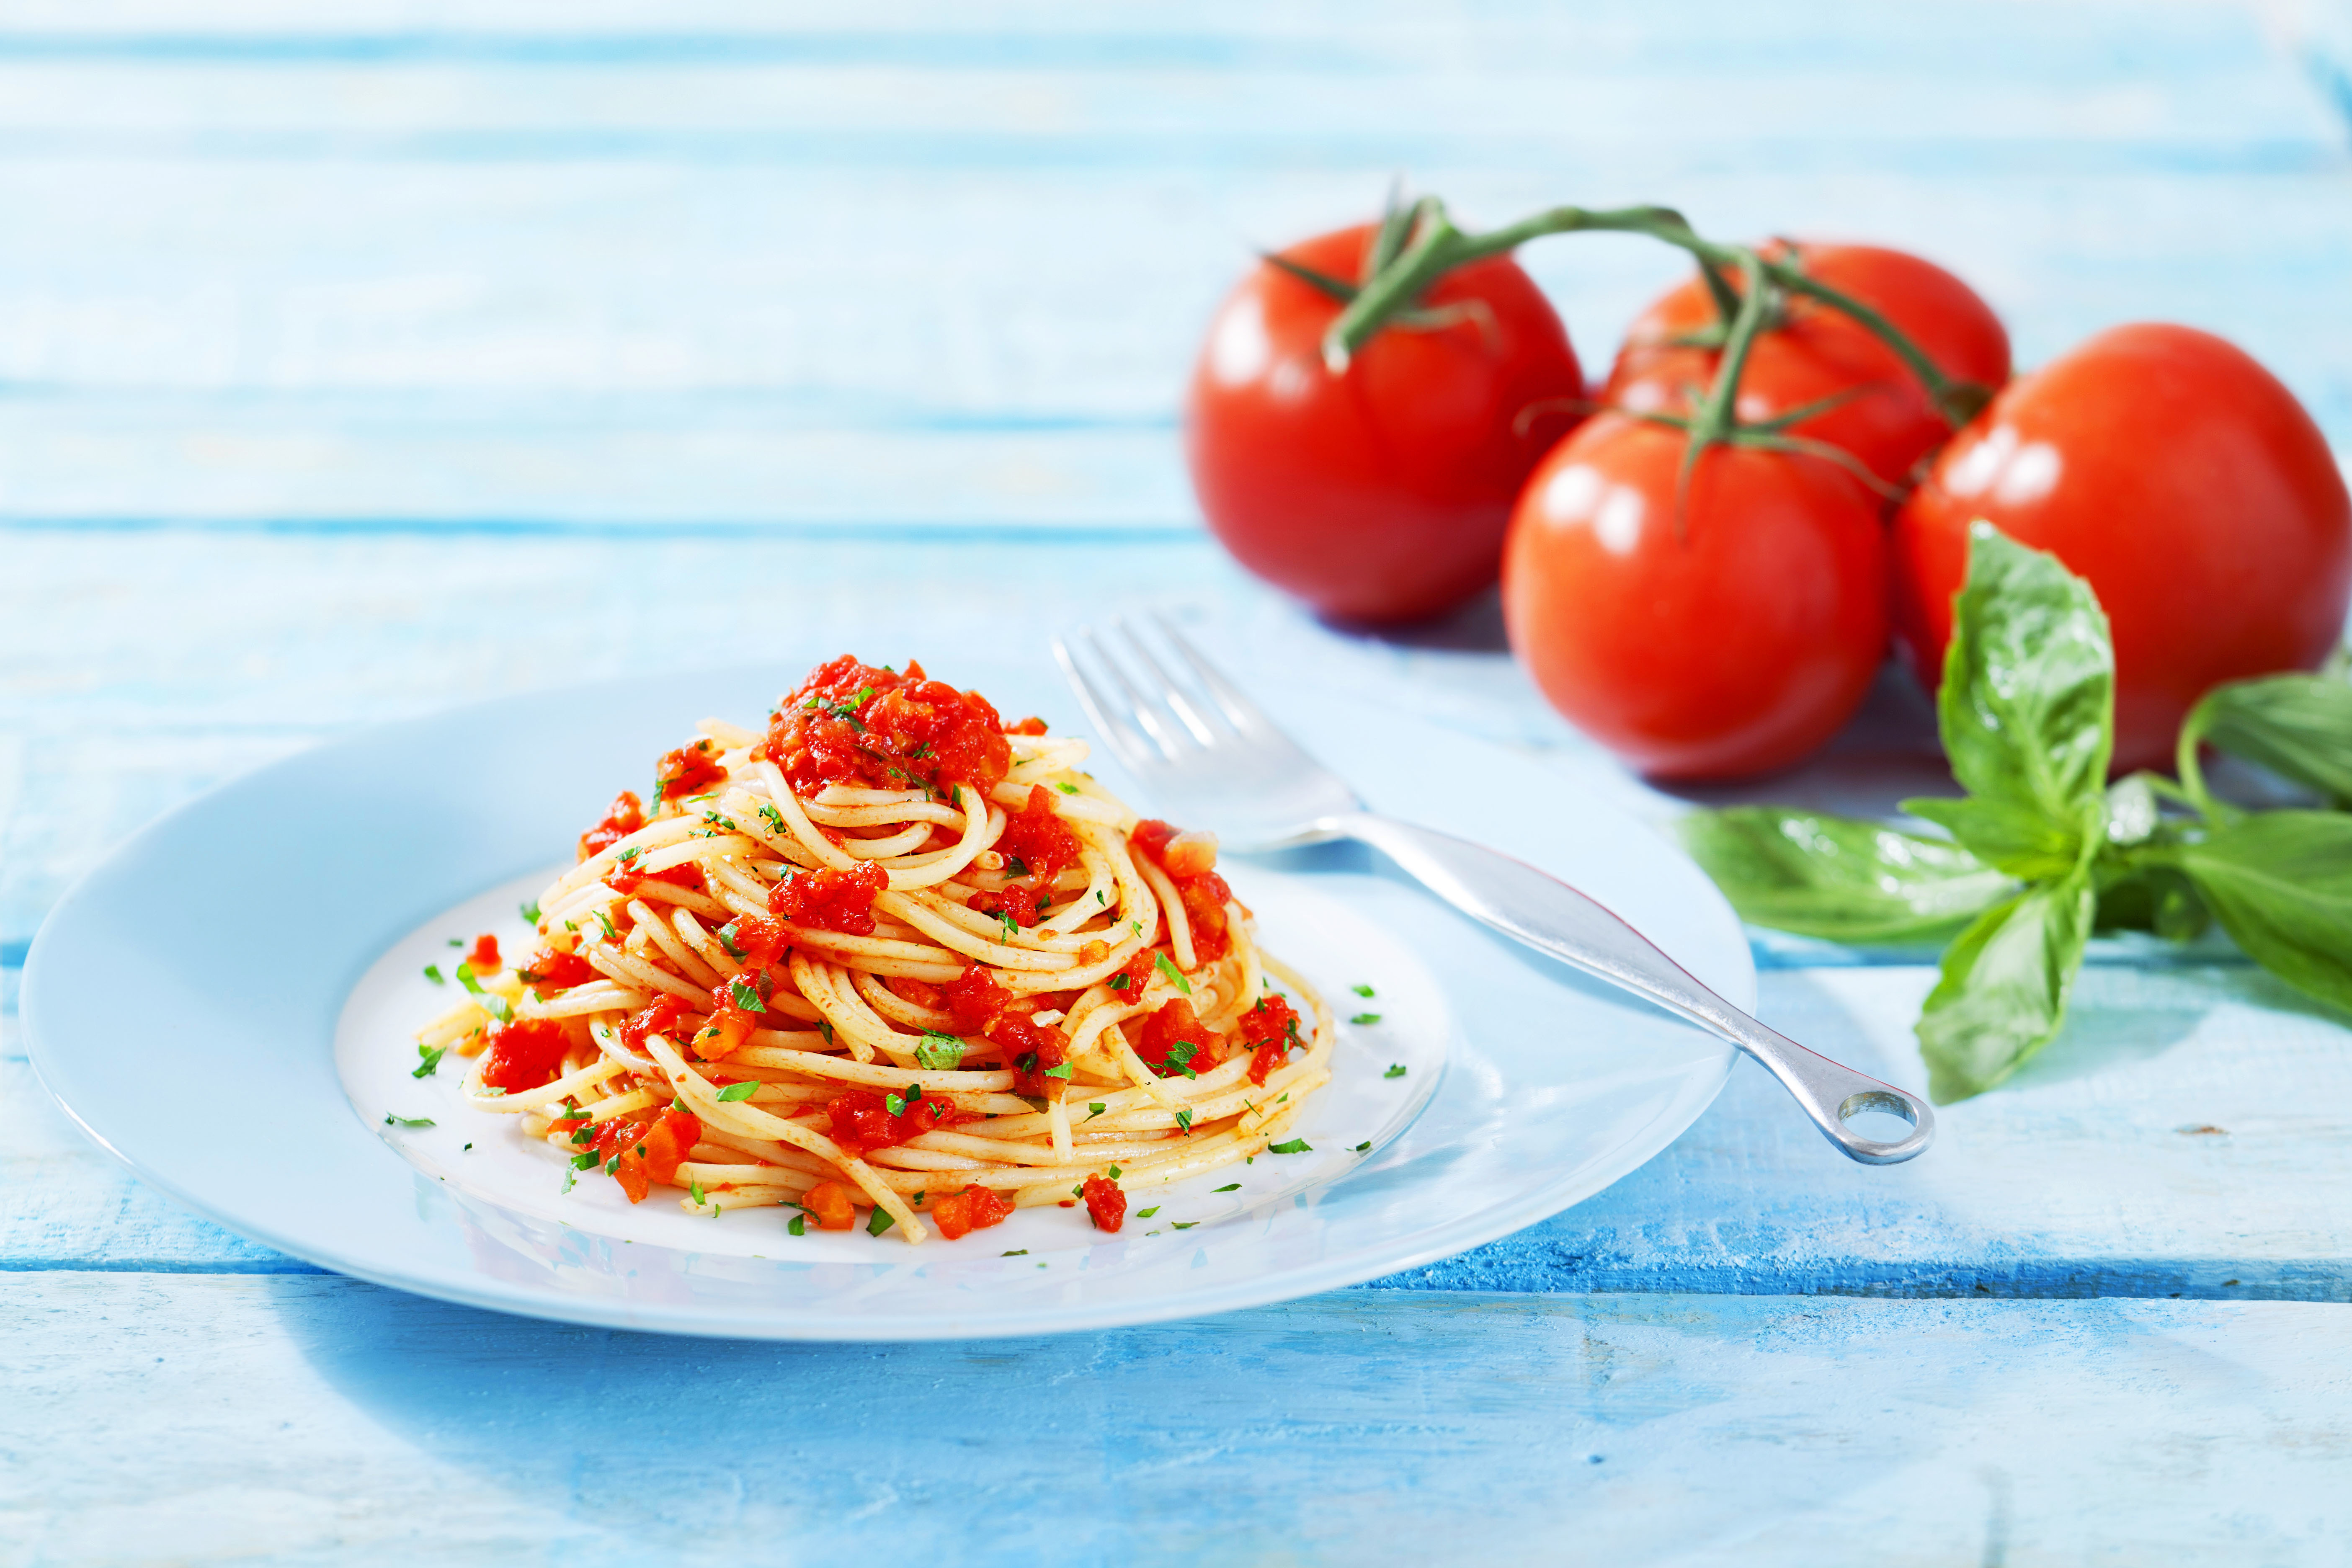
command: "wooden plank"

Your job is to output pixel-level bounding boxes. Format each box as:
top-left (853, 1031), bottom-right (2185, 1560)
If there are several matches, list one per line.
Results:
top-left (0, 1), bottom-right (2343, 526)
top-left (15, 954), bottom-right (2352, 1295)
top-left (2, 1274), bottom-right (2347, 1563)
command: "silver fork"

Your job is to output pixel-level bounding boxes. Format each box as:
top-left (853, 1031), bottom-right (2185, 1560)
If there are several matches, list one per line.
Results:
top-left (1054, 615), bottom-right (1934, 1166)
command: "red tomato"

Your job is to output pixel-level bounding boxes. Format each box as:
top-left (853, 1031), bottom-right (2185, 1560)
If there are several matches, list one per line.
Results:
top-left (1501, 414), bottom-right (1888, 780)
top-left (1184, 222), bottom-right (1586, 623)
top-left (1892, 323), bottom-right (2352, 772)
top-left (1606, 241), bottom-right (2010, 491)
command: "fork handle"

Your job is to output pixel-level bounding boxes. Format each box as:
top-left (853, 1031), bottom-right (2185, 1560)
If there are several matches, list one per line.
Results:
top-left (1334, 813), bottom-right (1934, 1165)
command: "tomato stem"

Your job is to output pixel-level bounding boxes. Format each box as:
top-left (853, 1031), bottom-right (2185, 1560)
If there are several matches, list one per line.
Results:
top-left (1322, 198), bottom-right (1995, 430)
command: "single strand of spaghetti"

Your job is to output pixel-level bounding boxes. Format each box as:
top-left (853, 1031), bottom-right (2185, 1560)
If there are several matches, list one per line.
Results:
top-left (1238, 1068), bottom-right (1333, 1136)
top-left (464, 1053), bottom-right (626, 1114)
top-left (519, 982), bottom-right (646, 1021)
top-left (1038, 850), bottom-right (1118, 935)
top-left (586, 943), bottom-right (709, 1007)
top-left (543, 813), bottom-right (703, 905)
top-left (851, 969), bottom-right (953, 1032)
top-left (863, 1147), bottom-right (993, 1174)
top-left (647, 1033), bottom-right (924, 1241)
top-left (580, 1086), bottom-right (658, 1123)
top-left (586, 1018), bottom-right (659, 1074)
top-left (750, 759), bottom-right (863, 871)
top-left (1135, 856), bottom-right (1198, 971)
top-left (628, 898), bottom-right (722, 988)
top-left (635, 835), bottom-right (756, 876)
top-left (667, 906), bottom-right (740, 981)
top-left (614, 877), bottom-right (732, 922)
top-left (730, 1044), bottom-right (1018, 1093)
top-left (834, 821), bottom-right (938, 859)
top-left (875, 892), bottom-right (1083, 973)
top-left (786, 952), bottom-right (888, 1064)
top-left (415, 1003), bottom-right (492, 1050)
top-left (1047, 1098), bottom-right (1075, 1162)
top-left (890, 888), bottom-right (1096, 959)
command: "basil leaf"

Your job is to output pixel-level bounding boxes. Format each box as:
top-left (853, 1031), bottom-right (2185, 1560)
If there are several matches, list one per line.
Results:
top-left (2173, 811), bottom-right (2352, 1013)
top-left (1923, 524), bottom-right (2113, 872)
top-left (714, 1081), bottom-right (760, 1102)
top-left (2184, 674), bottom-right (2352, 808)
top-left (1916, 872), bottom-right (2096, 1102)
top-left (2092, 862), bottom-right (2209, 942)
top-left (1679, 807), bottom-right (2013, 942)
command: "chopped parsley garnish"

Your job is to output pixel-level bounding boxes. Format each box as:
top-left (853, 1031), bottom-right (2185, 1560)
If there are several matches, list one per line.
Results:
top-left (729, 977), bottom-right (765, 1012)
top-left (596, 910), bottom-right (619, 941)
top-left (422, 964), bottom-right (445, 984)
top-left (1268, 1138), bottom-right (1312, 1154)
top-left (758, 802), bottom-right (786, 834)
top-left (1107, 1165), bottom-right (1122, 1179)
top-left (1213, 1183), bottom-right (1240, 1192)
top-left (570, 1125), bottom-right (595, 1145)
top-left (1001, 1249), bottom-right (1028, 1256)
top-left (603, 1156), bottom-right (620, 1175)
top-left (447, 938), bottom-right (462, 948)
top-left (1173, 1108), bottom-right (1194, 1134)
top-left (1354, 1141), bottom-right (1373, 1153)
top-left (1042, 1063), bottom-right (1073, 1079)
top-left (716, 922), bottom-right (747, 959)
top-left (1154, 953), bottom-right (1192, 995)
top-left (1384, 1063), bottom-right (1407, 1078)
top-left (867, 1207), bottom-right (895, 1237)
top-left (617, 846), bottom-right (642, 865)
top-left (383, 1113), bottom-right (433, 1129)
top-left (1351, 983), bottom-right (1375, 998)
top-left (562, 1165), bottom-right (577, 1194)
top-left (817, 1020), bottom-right (835, 1046)
top-left (570, 1153), bottom-right (599, 1170)
top-left (1164, 1041), bottom-right (1199, 1080)
top-left (789, 1214), bottom-right (806, 1236)
top-left (715, 1081), bottom-right (760, 1102)
top-left (411, 1046), bottom-right (447, 1078)
top-left (1015, 1052), bottom-right (1039, 1074)
top-left (1171, 1221), bottom-right (1199, 1230)
top-left (689, 1177), bottom-right (706, 1206)
top-left (1109, 974), bottom-right (1131, 991)
top-left (1136, 1205), bottom-right (1160, 1218)
top-left (1351, 1012), bottom-right (1382, 1026)
top-left (1002, 854), bottom-right (1030, 877)
top-left (703, 810), bottom-right (738, 833)
top-left (1055, 781), bottom-right (1080, 794)
top-left (1084, 1102), bottom-right (1106, 1121)
top-left (915, 1034), bottom-right (965, 1070)
top-left (521, 899), bottom-right (542, 923)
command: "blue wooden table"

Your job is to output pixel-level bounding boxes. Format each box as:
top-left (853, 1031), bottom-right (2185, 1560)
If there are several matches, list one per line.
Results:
top-left (8, 4), bottom-right (2352, 1561)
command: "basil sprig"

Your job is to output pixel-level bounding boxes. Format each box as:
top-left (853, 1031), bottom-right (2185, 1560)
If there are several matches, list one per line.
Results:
top-left (1684, 521), bottom-right (2352, 1102)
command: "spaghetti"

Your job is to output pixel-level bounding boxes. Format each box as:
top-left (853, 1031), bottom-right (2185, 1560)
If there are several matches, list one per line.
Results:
top-left (414, 655), bottom-right (1332, 1244)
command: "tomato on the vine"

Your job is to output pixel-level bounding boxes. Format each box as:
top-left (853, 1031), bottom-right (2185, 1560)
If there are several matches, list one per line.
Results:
top-left (1893, 322), bottom-right (2352, 773)
top-left (1185, 222), bottom-right (1586, 624)
top-left (1606, 241), bottom-right (2009, 490)
top-left (1501, 414), bottom-right (1889, 780)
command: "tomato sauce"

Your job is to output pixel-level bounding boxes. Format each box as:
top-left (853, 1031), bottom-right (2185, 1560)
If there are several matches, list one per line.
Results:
top-left (1138, 1000), bottom-right (1220, 1078)
top-left (606, 859), bottom-right (703, 898)
top-left (620, 994), bottom-right (699, 1055)
top-left (464, 933), bottom-right (501, 973)
top-left (998, 784), bottom-right (1083, 883)
top-left (481, 1018), bottom-right (570, 1091)
top-left (967, 882), bottom-right (1044, 929)
top-left (653, 738), bottom-right (726, 802)
top-left (578, 790), bottom-right (646, 861)
top-left (822, 1088), bottom-right (976, 1153)
top-left (994, 1013), bottom-right (1070, 1100)
top-left (768, 859), bottom-right (887, 935)
top-left (929, 1183), bottom-right (1014, 1240)
top-left (1239, 993), bottom-right (1305, 1086)
top-left (1081, 1173), bottom-right (1126, 1233)
top-left (942, 963), bottom-right (1011, 1034)
top-left (756, 656), bottom-right (1012, 797)
top-left (590, 1107), bottom-right (703, 1203)
top-left (802, 1180), bottom-right (858, 1230)
top-left (517, 947), bottom-right (597, 992)
top-left (722, 913), bottom-right (792, 970)
top-left (1129, 819), bottom-right (1234, 960)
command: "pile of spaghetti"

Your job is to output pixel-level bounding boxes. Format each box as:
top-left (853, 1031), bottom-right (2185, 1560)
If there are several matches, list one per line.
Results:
top-left (415, 655), bottom-right (1332, 1244)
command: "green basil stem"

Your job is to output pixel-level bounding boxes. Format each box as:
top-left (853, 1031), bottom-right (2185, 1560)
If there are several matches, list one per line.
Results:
top-left (1321, 199), bottom-right (1988, 427)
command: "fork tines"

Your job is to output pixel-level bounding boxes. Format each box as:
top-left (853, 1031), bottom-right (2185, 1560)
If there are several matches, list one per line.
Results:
top-left (1051, 614), bottom-right (1267, 770)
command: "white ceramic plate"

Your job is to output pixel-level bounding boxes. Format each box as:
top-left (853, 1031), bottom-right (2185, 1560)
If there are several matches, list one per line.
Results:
top-left (25, 655), bottom-right (1747, 1340)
